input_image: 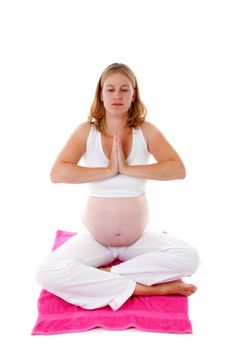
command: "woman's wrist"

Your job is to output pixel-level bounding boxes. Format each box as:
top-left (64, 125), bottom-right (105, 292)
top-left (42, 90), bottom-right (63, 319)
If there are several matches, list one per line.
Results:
top-left (119, 165), bottom-right (130, 175)
top-left (105, 166), bottom-right (118, 178)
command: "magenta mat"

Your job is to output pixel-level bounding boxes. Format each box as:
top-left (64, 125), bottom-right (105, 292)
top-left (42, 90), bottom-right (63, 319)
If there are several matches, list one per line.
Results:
top-left (32, 230), bottom-right (192, 335)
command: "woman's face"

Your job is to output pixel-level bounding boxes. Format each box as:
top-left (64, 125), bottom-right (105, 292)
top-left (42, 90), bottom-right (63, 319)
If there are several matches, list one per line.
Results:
top-left (101, 72), bottom-right (135, 117)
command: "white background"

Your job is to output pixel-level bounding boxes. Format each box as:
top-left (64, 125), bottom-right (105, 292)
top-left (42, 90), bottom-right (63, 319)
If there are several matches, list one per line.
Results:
top-left (0, 0), bottom-right (232, 348)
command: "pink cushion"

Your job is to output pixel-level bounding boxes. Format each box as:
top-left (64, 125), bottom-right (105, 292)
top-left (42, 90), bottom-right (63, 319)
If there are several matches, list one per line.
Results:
top-left (32, 230), bottom-right (193, 335)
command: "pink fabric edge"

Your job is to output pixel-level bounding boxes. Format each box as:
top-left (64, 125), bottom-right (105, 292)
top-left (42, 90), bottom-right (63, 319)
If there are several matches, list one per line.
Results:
top-left (32, 230), bottom-right (193, 335)
top-left (32, 318), bottom-right (192, 335)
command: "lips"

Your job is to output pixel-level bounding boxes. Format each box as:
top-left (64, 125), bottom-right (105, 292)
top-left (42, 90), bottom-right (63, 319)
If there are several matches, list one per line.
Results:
top-left (112, 103), bottom-right (123, 106)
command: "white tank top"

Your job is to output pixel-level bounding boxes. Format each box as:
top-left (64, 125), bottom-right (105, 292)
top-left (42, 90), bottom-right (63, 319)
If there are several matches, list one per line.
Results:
top-left (82, 124), bottom-right (151, 197)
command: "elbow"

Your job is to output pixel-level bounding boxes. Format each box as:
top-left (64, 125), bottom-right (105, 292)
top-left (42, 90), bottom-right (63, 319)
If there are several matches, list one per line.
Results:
top-left (178, 162), bottom-right (186, 179)
top-left (50, 173), bottom-right (58, 184)
top-left (50, 164), bottom-right (61, 183)
top-left (179, 169), bottom-right (186, 180)
top-left (171, 159), bottom-right (186, 180)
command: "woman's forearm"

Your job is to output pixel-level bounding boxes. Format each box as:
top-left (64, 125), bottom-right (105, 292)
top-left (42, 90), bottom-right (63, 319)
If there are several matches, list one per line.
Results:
top-left (50, 162), bottom-right (113, 184)
top-left (123, 160), bottom-right (186, 181)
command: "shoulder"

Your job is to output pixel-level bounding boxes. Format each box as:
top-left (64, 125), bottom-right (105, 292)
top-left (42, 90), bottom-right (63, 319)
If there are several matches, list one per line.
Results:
top-left (140, 121), bottom-right (182, 162)
top-left (73, 121), bottom-right (92, 136)
top-left (69, 121), bottom-right (93, 143)
top-left (62, 121), bottom-right (93, 152)
top-left (53, 122), bottom-right (92, 164)
top-left (140, 121), bottom-right (160, 142)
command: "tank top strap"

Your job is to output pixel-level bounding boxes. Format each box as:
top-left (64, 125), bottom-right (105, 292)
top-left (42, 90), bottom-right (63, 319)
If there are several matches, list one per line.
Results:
top-left (86, 123), bottom-right (98, 151)
top-left (136, 127), bottom-right (148, 149)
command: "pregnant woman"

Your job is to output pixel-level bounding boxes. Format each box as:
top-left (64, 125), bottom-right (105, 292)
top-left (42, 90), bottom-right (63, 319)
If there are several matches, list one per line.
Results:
top-left (36, 63), bottom-right (200, 311)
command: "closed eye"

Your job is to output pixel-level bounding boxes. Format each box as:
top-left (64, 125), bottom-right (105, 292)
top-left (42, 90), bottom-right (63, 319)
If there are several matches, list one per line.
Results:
top-left (107, 89), bottom-right (129, 92)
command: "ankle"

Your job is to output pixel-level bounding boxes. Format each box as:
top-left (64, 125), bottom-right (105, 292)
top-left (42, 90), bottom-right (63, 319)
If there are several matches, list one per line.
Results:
top-left (133, 282), bottom-right (149, 296)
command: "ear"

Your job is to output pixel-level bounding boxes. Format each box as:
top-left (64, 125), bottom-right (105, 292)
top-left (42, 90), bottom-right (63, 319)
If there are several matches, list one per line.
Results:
top-left (131, 90), bottom-right (136, 102)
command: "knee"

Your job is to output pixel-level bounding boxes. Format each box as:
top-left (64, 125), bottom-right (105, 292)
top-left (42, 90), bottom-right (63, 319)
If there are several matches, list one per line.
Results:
top-left (35, 253), bottom-right (84, 290)
top-left (35, 254), bottom-right (64, 289)
top-left (182, 245), bottom-right (200, 276)
top-left (35, 257), bottom-right (52, 289)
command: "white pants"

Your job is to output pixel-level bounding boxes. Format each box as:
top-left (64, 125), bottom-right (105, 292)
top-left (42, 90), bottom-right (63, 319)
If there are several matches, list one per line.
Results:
top-left (36, 225), bottom-right (200, 311)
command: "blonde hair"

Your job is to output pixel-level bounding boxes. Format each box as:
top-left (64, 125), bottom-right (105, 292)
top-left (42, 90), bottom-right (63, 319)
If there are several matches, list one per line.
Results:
top-left (87, 63), bottom-right (147, 134)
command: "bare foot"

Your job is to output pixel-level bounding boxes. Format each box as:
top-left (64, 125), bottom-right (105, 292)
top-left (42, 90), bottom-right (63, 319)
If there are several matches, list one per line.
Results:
top-left (98, 266), bottom-right (111, 272)
top-left (134, 280), bottom-right (197, 297)
top-left (98, 267), bottom-right (197, 297)
top-left (155, 280), bottom-right (197, 296)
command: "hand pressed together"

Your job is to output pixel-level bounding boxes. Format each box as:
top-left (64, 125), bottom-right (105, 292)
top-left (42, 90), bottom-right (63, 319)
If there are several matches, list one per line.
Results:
top-left (116, 132), bottom-right (129, 174)
top-left (107, 132), bottom-right (129, 176)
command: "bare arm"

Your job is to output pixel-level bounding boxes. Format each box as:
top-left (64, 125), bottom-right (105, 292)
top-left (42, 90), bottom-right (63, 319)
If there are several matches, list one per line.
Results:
top-left (118, 121), bottom-right (186, 180)
top-left (123, 161), bottom-right (185, 181)
top-left (50, 122), bottom-right (118, 184)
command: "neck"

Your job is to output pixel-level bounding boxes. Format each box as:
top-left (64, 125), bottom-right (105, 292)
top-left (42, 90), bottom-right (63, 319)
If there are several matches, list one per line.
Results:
top-left (104, 114), bottom-right (130, 137)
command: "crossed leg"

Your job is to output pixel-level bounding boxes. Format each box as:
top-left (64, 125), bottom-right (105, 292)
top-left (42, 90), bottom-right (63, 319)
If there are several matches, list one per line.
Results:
top-left (99, 266), bottom-right (197, 296)
top-left (36, 229), bottom-right (200, 311)
top-left (99, 230), bottom-right (200, 297)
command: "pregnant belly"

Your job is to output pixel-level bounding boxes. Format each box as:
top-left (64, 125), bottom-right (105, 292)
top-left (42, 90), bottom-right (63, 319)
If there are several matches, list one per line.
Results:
top-left (81, 193), bottom-right (150, 247)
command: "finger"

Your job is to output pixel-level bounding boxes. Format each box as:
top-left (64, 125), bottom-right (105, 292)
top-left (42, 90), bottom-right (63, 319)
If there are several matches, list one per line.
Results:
top-left (115, 134), bottom-right (121, 156)
top-left (116, 137), bottom-right (121, 154)
top-left (117, 136), bottom-right (123, 153)
top-left (112, 132), bottom-right (117, 149)
top-left (114, 132), bottom-right (118, 141)
top-left (114, 131), bottom-right (118, 144)
top-left (117, 140), bottom-right (124, 162)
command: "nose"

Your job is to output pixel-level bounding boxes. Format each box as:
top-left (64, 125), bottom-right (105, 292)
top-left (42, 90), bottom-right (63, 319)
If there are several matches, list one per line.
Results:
top-left (113, 90), bottom-right (122, 99)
